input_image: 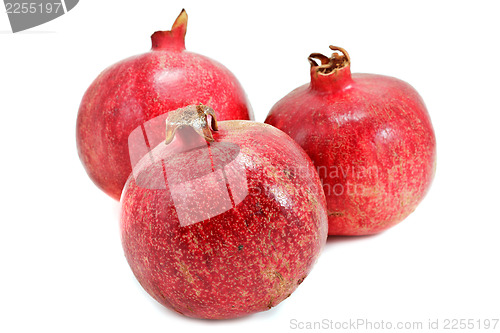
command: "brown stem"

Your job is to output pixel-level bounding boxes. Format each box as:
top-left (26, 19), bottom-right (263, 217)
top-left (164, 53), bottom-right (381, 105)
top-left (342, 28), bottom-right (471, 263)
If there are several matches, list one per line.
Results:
top-left (165, 104), bottom-right (219, 145)
top-left (308, 45), bottom-right (351, 75)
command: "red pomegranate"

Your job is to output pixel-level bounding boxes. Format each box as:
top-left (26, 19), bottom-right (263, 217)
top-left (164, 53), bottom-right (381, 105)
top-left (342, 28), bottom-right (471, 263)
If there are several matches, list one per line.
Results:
top-left (76, 10), bottom-right (253, 200)
top-left (266, 46), bottom-right (436, 236)
top-left (120, 105), bottom-right (327, 319)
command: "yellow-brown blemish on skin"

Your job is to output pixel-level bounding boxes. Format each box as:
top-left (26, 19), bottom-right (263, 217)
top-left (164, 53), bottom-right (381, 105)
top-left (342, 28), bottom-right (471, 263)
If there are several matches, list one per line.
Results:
top-left (177, 261), bottom-right (195, 284)
top-left (261, 268), bottom-right (296, 309)
top-left (328, 210), bottom-right (345, 217)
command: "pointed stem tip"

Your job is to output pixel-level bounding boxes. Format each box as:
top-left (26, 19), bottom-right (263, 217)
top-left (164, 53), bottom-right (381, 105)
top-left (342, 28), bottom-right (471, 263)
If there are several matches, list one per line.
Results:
top-left (151, 9), bottom-right (188, 51)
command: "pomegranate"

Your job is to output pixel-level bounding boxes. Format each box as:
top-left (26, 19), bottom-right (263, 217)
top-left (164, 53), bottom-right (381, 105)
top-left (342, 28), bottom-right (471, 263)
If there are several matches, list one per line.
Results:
top-left (76, 10), bottom-right (253, 200)
top-left (120, 105), bottom-right (327, 319)
top-left (266, 46), bottom-right (436, 236)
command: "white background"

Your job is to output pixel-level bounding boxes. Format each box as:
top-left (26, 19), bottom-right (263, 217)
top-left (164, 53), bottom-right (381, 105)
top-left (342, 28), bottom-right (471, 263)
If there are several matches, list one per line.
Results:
top-left (1, 1), bottom-right (499, 332)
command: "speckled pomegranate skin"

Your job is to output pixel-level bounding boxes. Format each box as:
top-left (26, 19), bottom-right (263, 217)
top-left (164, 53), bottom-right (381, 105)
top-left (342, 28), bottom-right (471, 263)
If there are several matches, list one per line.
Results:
top-left (265, 49), bottom-right (436, 236)
top-left (120, 120), bottom-right (327, 319)
top-left (76, 11), bottom-right (252, 200)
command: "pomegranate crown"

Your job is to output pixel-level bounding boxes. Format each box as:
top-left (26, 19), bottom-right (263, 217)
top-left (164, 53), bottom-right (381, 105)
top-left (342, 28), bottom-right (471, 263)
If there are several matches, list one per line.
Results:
top-left (151, 9), bottom-right (188, 51)
top-left (308, 45), bottom-right (351, 74)
top-left (165, 104), bottom-right (219, 144)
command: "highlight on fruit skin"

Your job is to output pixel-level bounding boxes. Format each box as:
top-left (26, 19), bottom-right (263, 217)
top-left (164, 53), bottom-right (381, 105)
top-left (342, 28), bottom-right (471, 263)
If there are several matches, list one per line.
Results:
top-left (266, 45), bottom-right (436, 236)
top-left (120, 105), bottom-right (328, 319)
top-left (76, 9), bottom-right (253, 201)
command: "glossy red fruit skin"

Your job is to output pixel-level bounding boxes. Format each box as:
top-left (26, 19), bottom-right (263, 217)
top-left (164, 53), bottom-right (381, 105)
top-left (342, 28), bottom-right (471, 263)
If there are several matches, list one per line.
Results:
top-left (120, 117), bottom-right (327, 319)
top-left (76, 10), bottom-right (253, 200)
top-left (266, 47), bottom-right (436, 236)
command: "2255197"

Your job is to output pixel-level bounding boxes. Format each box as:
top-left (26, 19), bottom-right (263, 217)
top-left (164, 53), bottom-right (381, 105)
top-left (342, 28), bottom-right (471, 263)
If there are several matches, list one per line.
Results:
top-left (443, 319), bottom-right (499, 330)
top-left (5, 2), bottom-right (63, 14)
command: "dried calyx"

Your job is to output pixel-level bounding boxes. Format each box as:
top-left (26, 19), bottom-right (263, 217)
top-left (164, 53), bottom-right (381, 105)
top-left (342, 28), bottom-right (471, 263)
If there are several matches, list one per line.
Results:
top-left (165, 104), bottom-right (219, 144)
top-left (308, 45), bottom-right (351, 75)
